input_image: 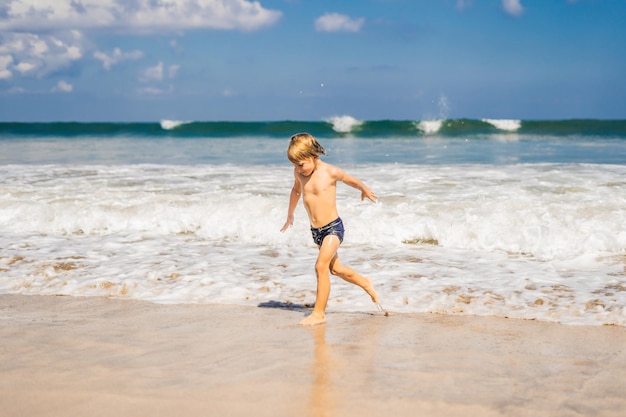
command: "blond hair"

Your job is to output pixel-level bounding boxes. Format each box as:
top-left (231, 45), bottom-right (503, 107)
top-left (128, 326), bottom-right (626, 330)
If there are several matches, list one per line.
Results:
top-left (287, 133), bottom-right (327, 163)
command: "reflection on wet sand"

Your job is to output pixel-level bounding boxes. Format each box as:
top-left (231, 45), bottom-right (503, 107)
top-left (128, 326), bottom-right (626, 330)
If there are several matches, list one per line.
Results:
top-left (308, 325), bottom-right (334, 417)
top-left (305, 315), bottom-right (387, 417)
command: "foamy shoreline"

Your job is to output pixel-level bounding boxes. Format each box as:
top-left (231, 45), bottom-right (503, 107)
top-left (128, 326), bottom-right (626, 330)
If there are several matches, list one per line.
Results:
top-left (2, 162), bottom-right (625, 326)
top-left (1, 294), bottom-right (625, 417)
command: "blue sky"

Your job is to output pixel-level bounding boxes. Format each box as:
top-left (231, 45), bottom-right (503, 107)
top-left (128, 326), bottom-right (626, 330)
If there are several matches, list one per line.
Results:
top-left (1, 0), bottom-right (625, 122)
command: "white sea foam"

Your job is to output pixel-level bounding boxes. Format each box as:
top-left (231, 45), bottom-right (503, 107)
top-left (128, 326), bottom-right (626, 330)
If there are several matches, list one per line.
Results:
top-left (482, 118), bottom-right (522, 131)
top-left (1, 163), bottom-right (625, 326)
top-left (326, 115), bottom-right (363, 133)
top-left (415, 120), bottom-right (443, 135)
top-left (160, 119), bottom-right (190, 130)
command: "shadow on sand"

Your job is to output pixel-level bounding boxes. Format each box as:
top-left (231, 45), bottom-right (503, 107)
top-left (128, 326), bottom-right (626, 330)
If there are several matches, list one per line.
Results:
top-left (257, 300), bottom-right (314, 312)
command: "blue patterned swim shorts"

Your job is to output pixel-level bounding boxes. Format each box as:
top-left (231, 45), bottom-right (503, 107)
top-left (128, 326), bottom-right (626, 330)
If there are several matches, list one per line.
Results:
top-left (311, 217), bottom-right (345, 246)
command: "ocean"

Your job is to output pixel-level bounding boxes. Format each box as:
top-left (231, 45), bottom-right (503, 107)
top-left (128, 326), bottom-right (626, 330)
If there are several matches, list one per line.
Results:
top-left (1, 117), bottom-right (625, 326)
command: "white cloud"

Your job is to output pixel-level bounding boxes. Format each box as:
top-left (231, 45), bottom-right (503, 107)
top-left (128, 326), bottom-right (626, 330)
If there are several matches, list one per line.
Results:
top-left (0, 0), bottom-right (282, 32)
top-left (139, 61), bottom-right (180, 82)
top-left (0, 31), bottom-right (84, 77)
top-left (52, 80), bottom-right (73, 92)
top-left (137, 85), bottom-right (173, 95)
top-left (0, 55), bottom-right (14, 79)
top-left (502, 0), bottom-right (524, 16)
top-left (14, 61), bottom-right (36, 74)
top-left (315, 13), bottom-right (365, 33)
top-left (7, 86), bottom-right (25, 94)
top-left (140, 62), bottom-right (164, 82)
top-left (0, 1), bottom-right (279, 88)
top-left (94, 47), bottom-right (144, 70)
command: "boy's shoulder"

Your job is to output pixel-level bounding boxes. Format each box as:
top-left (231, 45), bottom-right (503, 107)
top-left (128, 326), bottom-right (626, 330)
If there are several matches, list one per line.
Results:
top-left (318, 161), bottom-right (345, 182)
top-left (317, 159), bottom-right (339, 169)
top-left (318, 160), bottom-right (342, 175)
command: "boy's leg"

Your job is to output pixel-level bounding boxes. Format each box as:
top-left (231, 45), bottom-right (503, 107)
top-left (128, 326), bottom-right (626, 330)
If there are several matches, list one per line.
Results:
top-left (329, 256), bottom-right (379, 304)
top-left (300, 235), bottom-right (341, 326)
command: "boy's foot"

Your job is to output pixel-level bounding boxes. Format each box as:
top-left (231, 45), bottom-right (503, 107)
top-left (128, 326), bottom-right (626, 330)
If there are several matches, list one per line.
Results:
top-left (300, 311), bottom-right (326, 326)
top-left (363, 278), bottom-right (380, 304)
top-left (376, 303), bottom-right (390, 317)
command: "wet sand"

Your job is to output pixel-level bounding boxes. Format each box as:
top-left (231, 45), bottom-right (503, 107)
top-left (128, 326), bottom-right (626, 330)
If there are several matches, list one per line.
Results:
top-left (1, 294), bottom-right (625, 417)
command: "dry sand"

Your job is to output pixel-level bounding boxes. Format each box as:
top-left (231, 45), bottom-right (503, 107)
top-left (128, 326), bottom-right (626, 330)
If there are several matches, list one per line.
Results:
top-left (1, 294), bottom-right (625, 417)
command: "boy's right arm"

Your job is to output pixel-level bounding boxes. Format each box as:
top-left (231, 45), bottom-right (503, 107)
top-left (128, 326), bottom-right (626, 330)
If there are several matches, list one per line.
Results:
top-left (280, 177), bottom-right (301, 232)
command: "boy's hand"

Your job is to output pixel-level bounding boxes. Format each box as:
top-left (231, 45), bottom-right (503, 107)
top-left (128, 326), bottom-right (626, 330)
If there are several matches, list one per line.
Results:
top-left (361, 188), bottom-right (378, 204)
top-left (280, 215), bottom-right (294, 232)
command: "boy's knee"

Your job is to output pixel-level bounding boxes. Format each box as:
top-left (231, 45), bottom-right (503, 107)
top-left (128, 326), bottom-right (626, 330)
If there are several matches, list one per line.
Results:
top-left (315, 261), bottom-right (330, 275)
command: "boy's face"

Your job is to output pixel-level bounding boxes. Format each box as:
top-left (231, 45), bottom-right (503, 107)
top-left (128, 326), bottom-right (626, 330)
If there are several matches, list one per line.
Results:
top-left (293, 157), bottom-right (316, 177)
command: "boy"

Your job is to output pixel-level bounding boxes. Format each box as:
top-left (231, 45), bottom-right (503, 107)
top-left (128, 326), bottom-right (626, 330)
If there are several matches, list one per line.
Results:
top-left (280, 133), bottom-right (384, 325)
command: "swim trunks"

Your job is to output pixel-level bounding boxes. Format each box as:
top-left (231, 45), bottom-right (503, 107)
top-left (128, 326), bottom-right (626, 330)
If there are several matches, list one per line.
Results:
top-left (311, 217), bottom-right (345, 247)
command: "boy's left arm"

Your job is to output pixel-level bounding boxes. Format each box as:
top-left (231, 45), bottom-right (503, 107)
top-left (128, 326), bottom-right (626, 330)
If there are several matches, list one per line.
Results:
top-left (341, 172), bottom-right (378, 204)
top-left (280, 176), bottom-right (301, 232)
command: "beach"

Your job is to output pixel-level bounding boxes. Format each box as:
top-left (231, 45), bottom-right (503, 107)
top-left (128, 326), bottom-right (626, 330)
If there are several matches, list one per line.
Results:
top-left (1, 121), bottom-right (625, 415)
top-left (1, 294), bottom-right (625, 417)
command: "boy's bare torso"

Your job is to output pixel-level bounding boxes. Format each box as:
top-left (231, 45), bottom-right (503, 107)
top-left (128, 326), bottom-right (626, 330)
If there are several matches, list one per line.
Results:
top-left (295, 160), bottom-right (341, 228)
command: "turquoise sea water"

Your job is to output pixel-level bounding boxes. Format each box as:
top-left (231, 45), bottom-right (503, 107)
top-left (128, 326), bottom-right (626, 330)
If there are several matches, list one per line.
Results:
top-left (2, 118), bottom-right (626, 138)
top-left (1, 118), bottom-right (625, 165)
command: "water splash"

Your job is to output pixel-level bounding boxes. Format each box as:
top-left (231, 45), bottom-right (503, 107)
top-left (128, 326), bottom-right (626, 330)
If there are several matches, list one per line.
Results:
top-left (326, 115), bottom-right (363, 133)
top-left (482, 119), bottom-right (522, 131)
top-left (160, 120), bottom-right (190, 130)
